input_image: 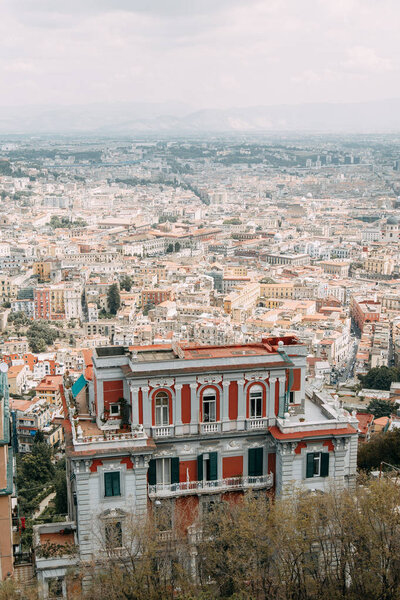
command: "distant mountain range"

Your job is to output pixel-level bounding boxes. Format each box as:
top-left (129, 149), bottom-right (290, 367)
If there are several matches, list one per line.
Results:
top-left (1, 99), bottom-right (400, 135)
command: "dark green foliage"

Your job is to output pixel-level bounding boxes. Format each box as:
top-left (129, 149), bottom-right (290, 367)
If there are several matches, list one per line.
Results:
top-left (8, 311), bottom-right (30, 326)
top-left (54, 458), bottom-right (68, 515)
top-left (223, 218), bottom-right (242, 224)
top-left (367, 398), bottom-right (394, 418)
top-left (17, 442), bottom-right (55, 515)
top-left (358, 429), bottom-right (400, 471)
top-left (120, 276), bottom-right (133, 292)
top-left (107, 283), bottom-right (120, 315)
top-left (359, 366), bottom-right (400, 391)
top-left (158, 215), bottom-right (177, 223)
top-left (27, 321), bottom-right (59, 352)
top-left (49, 215), bottom-right (87, 229)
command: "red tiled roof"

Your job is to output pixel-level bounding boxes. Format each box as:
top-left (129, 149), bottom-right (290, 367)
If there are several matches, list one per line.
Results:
top-left (268, 425), bottom-right (357, 441)
top-left (355, 412), bottom-right (374, 435)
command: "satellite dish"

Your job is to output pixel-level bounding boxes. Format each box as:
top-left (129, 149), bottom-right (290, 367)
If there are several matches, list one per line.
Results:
top-left (0, 363), bottom-right (8, 373)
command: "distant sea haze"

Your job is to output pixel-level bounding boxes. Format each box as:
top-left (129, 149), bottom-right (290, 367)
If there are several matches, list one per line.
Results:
top-left (1, 99), bottom-right (400, 134)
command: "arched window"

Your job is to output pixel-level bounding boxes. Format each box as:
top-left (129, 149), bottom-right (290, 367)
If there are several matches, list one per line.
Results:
top-left (202, 388), bottom-right (216, 423)
top-left (249, 384), bottom-right (263, 418)
top-left (155, 391), bottom-right (169, 426)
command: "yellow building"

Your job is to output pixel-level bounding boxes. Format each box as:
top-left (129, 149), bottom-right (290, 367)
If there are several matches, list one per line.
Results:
top-left (364, 256), bottom-right (394, 276)
top-left (224, 282), bottom-right (260, 317)
top-left (35, 376), bottom-right (63, 405)
top-left (0, 276), bottom-right (17, 303)
top-left (259, 282), bottom-right (294, 300)
top-left (33, 260), bottom-right (52, 283)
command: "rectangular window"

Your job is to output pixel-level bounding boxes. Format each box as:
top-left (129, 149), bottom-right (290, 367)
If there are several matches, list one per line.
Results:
top-left (198, 452), bottom-right (218, 481)
top-left (306, 452), bottom-right (329, 478)
top-left (250, 389), bottom-right (263, 418)
top-left (203, 393), bottom-right (216, 423)
top-left (105, 521), bottom-right (122, 549)
top-left (48, 577), bottom-right (63, 598)
top-left (289, 391), bottom-right (295, 404)
top-left (156, 458), bottom-right (171, 485)
top-left (248, 447), bottom-right (263, 477)
top-left (109, 403), bottom-right (120, 416)
top-left (104, 471), bottom-right (121, 497)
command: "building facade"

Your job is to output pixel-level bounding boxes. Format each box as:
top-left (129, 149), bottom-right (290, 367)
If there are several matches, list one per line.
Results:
top-left (57, 336), bottom-right (358, 590)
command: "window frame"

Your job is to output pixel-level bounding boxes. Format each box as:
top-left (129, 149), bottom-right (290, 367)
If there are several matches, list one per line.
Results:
top-left (202, 389), bottom-right (217, 423)
top-left (306, 452), bottom-right (329, 479)
top-left (155, 391), bottom-right (169, 426)
top-left (249, 385), bottom-right (263, 418)
top-left (104, 471), bottom-right (121, 497)
top-left (109, 403), bottom-right (120, 416)
top-left (156, 457), bottom-right (171, 485)
top-left (105, 520), bottom-right (123, 550)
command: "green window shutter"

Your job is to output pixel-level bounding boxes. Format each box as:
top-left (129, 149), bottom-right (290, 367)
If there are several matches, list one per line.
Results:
top-left (255, 447), bottom-right (263, 476)
top-left (248, 448), bottom-right (255, 477)
top-left (248, 448), bottom-right (263, 477)
top-left (197, 454), bottom-right (203, 481)
top-left (112, 472), bottom-right (120, 496)
top-left (104, 472), bottom-right (112, 496)
top-left (148, 459), bottom-right (156, 486)
top-left (306, 453), bottom-right (314, 478)
top-left (320, 453), bottom-right (329, 477)
top-left (171, 457), bottom-right (180, 484)
top-left (209, 452), bottom-right (218, 481)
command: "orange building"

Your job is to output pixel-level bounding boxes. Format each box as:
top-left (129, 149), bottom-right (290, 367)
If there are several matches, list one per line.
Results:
top-left (351, 298), bottom-right (381, 333)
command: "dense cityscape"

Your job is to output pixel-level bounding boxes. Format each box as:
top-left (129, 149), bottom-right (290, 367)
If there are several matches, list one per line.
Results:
top-left (0, 133), bottom-right (397, 597)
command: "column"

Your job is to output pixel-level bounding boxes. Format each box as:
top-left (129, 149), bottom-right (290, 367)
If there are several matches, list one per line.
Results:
top-left (190, 383), bottom-right (198, 434)
top-left (141, 386), bottom-right (151, 430)
top-left (175, 384), bottom-right (183, 426)
top-left (222, 380), bottom-right (230, 432)
top-left (268, 377), bottom-right (277, 420)
top-left (131, 385), bottom-right (139, 428)
top-left (333, 438), bottom-right (348, 492)
top-left (237, 379), bottom-right (245, 431)
top-left (175, 384), bottom-right (183, 435)
top-left (277, 376), bottom-right (286, 419)
top-left (276, 442), bottom-right (294, 498)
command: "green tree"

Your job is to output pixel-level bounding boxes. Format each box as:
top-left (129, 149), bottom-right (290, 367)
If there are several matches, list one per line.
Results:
top-left (359, 366), bottom-right (400, 391)
top-left (54, 458), bottom-right (68, 515)
top-left (358, 429), bottom-right (400, 471)
top-left (367, 398), bottom-right (393, 418)
top-left (28, 335), bottom-right (47, 353)
top-left (27, 321), bottom-right (59, 352)
top-left (107, 283), bottom-right (120, 315)
top-left (120, 276), bottom-right (133, 292)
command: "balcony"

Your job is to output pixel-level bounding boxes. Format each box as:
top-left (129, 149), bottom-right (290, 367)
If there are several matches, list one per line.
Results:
top-left (200, 422), bottom-right (221, 434)
top-left (148, 473), bottom-right (273, 498)
top-left (246, 418), bottom-right (268, 430)
top-left (152, 426), bottom-right (174, 438)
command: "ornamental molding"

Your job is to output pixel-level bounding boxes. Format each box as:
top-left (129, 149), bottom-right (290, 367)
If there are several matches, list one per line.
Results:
top-left (179, 444), bottom-right (195, 455)
top-left (197, 375), bottom-right (222, 385)
top-left (225, 439), bottom-right (242, 451)
top-left (149, 378), bottom-right (174, 389)
top-left (244, 371), bottom-right (269, 381)
top-left (277, 441), bottom-right (295, 455)
top-left (153, 449), bottom-right (174, 458)
top-left (99, 508), bottom-right (128, 520)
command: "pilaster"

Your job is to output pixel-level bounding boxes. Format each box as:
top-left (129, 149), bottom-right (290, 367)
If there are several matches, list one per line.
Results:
top-left (268, 377), bottom-right (277, 420)
top-left (130, 385), bottom-right (139, 428)
top-left (141, 386), bottom-right (150, 429)
top-left (190, 383), bottom-right (198, 434)
top-left (175, 384), bottom-right (183, 426)
top-left (237, 379), bottom-right (245, 430)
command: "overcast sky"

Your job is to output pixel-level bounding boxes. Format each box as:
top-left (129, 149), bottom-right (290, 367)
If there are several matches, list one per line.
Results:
top-left (1, 0), bottom-right (399, 110)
